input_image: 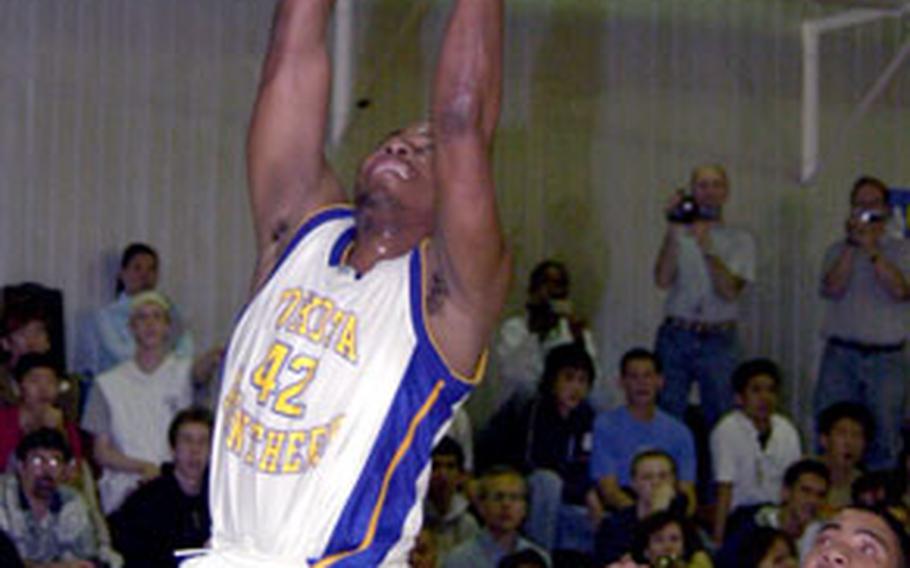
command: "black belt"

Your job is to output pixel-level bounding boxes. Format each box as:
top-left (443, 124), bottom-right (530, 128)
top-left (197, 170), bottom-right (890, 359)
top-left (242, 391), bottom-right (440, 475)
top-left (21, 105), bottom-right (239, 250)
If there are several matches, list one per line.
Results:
top-left (828, 336), bottom-right (905, 354)
top-left (664, 317), bottom-right (736, 334)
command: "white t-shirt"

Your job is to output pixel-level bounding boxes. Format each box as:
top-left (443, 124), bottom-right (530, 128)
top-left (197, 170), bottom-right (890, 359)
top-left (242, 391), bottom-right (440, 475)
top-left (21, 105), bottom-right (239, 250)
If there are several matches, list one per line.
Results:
top-left (710, 409), bottom-right (802, 508)
top-left (85, 354), bottom-right (193, 513)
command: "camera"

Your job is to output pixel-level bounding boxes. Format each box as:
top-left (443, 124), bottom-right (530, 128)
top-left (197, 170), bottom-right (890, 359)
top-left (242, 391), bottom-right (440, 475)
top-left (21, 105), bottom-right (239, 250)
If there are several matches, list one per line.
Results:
top-left (667, 192), bottom-right (720, 224)
top-left (856, 209), bottom-right (887, 224)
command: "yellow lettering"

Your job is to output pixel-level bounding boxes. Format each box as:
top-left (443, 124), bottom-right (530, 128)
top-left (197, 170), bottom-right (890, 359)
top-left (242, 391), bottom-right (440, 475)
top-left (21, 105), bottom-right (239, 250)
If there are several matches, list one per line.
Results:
top-left (313, 297), bottom-right (336, 343)
top-left (225, 408), bottom-right (249, 454)
top-left (275, 288), bottom-right (302, 329)
top-left (282, 431), bottom-right (308, 474)
top-left (244, 421), bottom-right (265, 465)
top-left (308, 426), bottom-right (329, 467)
top-left (251, 342), bottom-right (290, 405)
top-left (334, 314), bottom-right (358, 363)
top-left (325, 310), bottom-right (346, 346)
top-left (296, 294), bottom-right (321, 337)
top-left (274, 355), bottom-right (318, 418)
top-left (259, 430), bottom-right (287, 473)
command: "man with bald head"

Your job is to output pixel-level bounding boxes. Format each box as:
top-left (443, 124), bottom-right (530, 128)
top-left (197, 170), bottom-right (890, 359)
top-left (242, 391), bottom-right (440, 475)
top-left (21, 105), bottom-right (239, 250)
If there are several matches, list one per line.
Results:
top-left (653, 164), bottom-right (756, 428)
top-left (190, 1), bottom-right (509, 566)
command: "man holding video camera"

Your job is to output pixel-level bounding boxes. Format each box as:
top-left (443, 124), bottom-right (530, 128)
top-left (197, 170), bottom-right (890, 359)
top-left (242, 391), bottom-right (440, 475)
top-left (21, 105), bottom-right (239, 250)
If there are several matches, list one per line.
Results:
top-left (653, 164), bottom-right (756, 429)
top-left (814, 175), bottom-right (910, 469)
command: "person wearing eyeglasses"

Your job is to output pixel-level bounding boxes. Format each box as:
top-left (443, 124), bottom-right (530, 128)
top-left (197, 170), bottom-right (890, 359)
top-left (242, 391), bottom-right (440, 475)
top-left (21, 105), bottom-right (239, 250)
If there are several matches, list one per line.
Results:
top-left (0, 428), bottom-right (101, 567)
top-left (443, 467), bottom-right (550, 568)
top-left (653, 164), bottom-right (756, 429)
top-left (814, 176), bottom-right (910, 470)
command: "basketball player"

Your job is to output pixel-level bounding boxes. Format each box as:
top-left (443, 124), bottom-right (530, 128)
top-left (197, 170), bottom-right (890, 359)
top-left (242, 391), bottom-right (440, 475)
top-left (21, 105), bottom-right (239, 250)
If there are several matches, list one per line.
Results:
top-left (185, 0), bottom-right (508, 566)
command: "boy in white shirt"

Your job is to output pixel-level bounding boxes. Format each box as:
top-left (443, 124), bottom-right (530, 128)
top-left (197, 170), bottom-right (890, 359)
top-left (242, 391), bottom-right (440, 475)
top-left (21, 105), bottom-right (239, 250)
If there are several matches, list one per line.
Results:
top-left (711, 358), bottom-right (802, 542)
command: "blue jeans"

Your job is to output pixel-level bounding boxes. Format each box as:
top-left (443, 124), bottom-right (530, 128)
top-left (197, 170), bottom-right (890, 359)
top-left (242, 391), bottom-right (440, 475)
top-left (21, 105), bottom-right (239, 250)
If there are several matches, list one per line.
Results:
top-left (655, 322), bottom-right (741, 428)
top-left (524, 469), bottom-right (595, 554)
top-left (813, 341), bottom-right (908, 469)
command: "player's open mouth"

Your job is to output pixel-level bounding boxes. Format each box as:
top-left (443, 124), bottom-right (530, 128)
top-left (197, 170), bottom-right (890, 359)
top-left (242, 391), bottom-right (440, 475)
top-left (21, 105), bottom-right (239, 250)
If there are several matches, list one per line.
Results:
top-left (368, 156), bottom-right (413, 181)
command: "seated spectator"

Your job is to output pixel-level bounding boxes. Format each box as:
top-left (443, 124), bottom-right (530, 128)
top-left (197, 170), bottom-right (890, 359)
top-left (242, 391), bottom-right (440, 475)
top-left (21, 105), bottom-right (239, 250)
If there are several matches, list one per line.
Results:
top-left (82, 291), bottom-right (197, 514)
top-left (816, 401), bottom-right (874, 511)
top-left (477, 343), bottom-right (596, 552)
top-left (592, 348), bottom-right (697, 513)
top-left (442, 466), bottom-right (550, 568)
top-left (630, 511), bottom-right (712, 568)
top-left (81, 243), bottom-right (193, 376)
top-left (851, 470), bottom-right (896, 510)
top-left (0, 429), bottom-right (100, 566)
top-left (802, 506), bottom-right (909, 568)
top-left (717, 459), bottom-right (830, 566)
top-left (424, 437), bottom-right (479, 556)
top-left (109, 407), bottom-right (213, 568)
top-left (0, 305), bottom-right (52, 408)
top-left (0, 354), bottom-right (83, 471)
top-left (710, 359), bottom-right (802, 542)
top-left (735, 527), bottom-right (798, 568)
top-left (494, 260), bottom-right (597, 412)
top-left (595, 450), bottom-right (689, 565)
top-left (409, 526), bottom-right (439, 568)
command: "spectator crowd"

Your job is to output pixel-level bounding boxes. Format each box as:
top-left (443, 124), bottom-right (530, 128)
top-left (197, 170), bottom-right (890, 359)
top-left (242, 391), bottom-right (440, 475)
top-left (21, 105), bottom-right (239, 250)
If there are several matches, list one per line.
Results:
top-left (2, 170), bottom-right (909, 568)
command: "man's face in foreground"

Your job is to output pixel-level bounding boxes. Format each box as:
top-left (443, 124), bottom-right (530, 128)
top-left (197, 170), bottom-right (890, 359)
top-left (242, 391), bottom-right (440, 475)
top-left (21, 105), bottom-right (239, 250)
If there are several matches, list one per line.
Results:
top-left (803, 509), bottom-right (903, 568)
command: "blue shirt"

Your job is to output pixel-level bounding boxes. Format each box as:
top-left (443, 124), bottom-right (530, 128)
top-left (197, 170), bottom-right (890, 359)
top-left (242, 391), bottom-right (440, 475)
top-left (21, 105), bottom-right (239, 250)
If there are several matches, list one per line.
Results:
top-left (590, 406), bottom-right (696, 485)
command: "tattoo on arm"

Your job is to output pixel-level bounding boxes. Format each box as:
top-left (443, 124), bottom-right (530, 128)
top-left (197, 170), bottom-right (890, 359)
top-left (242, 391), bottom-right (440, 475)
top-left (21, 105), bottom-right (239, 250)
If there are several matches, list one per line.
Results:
top-left (427, 271), bottom-right (450, 314)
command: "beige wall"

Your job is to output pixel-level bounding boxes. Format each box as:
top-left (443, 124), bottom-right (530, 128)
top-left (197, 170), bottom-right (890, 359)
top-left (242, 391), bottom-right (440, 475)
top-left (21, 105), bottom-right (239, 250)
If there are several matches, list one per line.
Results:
top-left (2, 0), bottom-right (909, 426)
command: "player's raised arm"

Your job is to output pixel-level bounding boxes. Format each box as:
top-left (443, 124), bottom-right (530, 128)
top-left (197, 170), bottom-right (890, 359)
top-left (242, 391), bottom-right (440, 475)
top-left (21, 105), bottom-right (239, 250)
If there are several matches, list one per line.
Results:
top-left (428, 0), bottom-right (510, 374)
top-left (247, 0), bottom-right (345, 287)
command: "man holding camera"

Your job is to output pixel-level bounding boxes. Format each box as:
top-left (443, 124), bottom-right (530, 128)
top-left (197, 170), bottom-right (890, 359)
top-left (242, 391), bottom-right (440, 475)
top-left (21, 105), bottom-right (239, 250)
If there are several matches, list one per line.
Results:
top-left (814, 176), bottom-right (910, 469)
top-left (653, 164), bottom-right (756, 429)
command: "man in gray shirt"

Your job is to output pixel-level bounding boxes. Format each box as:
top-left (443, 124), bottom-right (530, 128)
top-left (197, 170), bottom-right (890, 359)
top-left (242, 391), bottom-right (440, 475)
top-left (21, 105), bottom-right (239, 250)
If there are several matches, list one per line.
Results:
top-left (814, 175), bottom-right (910, 469)
top-left (653, 164), bottom-right (756, 428)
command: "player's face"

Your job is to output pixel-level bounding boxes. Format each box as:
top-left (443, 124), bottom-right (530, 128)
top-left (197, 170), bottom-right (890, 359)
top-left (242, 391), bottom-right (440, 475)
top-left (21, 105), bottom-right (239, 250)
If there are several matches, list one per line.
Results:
top-left (19, 367), bottom-right (60, 409)
top-left (355, 122), bottom-right (436, 224)
top-left (621, 358), bottom-right (663, 409)
top-left (803, 509), bottom-right (902, 568)
top-left (479, 474), bottom-right (527, 535)
top-left (758, 537), bottom-right (798, 568)
top-left (736, 374), bottom-right (778, 423)
top-left (821, 418), bottom-right (866, 469)
top-left (120, 252), bottom-right (159, 295)
top-left (173, 422), bottom-right (211, 484)
top-left (782, 472), bottom-right (828, 527)
top-left (631, 456), bottom-right (675, 503)
top-left (645, 522), bottom-right (685, 562)
top-left (551, 366), bottom-right (590, 415)
top-left (129, 302), bottom-right (171, 351)
top-left (691, 166), bottom-right (729, 209)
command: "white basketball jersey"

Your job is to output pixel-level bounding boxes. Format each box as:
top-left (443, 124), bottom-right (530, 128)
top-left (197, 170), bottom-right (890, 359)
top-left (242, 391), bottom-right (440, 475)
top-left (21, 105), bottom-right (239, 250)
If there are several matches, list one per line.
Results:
top-left (206, 206), bottom-right (476, 567)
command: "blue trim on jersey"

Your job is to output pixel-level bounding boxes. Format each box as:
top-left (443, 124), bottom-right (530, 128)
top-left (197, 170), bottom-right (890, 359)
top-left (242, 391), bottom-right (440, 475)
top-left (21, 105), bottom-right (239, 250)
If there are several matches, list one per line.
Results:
top-left (270, 206), bottom-right (354, 281)
top-left (314, 249), bottom-right (472, 566)
top-left (328, 227), bottom-right (357, 267)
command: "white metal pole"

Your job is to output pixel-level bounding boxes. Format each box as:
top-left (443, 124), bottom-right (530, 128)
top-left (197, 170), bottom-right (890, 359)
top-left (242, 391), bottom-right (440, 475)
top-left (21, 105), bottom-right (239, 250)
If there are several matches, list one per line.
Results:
top-left (330, 0), bottom-right (354, 149)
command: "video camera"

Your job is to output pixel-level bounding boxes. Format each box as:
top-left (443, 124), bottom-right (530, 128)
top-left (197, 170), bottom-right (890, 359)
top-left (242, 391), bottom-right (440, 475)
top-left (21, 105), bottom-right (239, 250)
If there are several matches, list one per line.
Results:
top-left (855, 209), bottom-right (887, 224)
top-left (666, 191), bottom-right (720, 224)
